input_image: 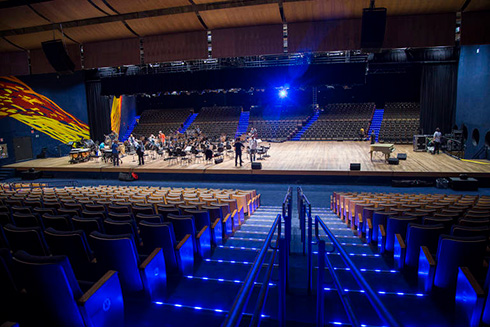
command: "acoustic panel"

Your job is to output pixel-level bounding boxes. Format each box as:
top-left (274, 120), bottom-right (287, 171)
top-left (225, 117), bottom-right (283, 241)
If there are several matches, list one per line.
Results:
top-left (144, 31), bottom-right (208, 63)
top-left (0, 51), bottom-right (29, 76)
top-left (84, 38), bottom-right (140, 69)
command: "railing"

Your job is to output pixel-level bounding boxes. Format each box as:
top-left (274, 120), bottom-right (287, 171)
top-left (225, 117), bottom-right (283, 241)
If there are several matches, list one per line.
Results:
top-left (297, 187), bottom-right (313, 293)
top-left (6, 180), bottom-right (79, 190)
top-left (312, 214), bottom-right (401, 327)
top-left (223, 188), bottom-right (292, 327)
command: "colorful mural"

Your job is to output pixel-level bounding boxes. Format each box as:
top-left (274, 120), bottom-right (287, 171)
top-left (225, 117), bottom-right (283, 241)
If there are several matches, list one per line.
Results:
top-left (0, 76), bottom-right (89, 144)
top-left (111, 95), bottom-right (122, 136)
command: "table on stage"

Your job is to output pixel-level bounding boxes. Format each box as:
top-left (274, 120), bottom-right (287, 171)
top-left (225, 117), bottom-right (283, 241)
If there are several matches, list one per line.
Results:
top-left (370, 144), bottom-right (395, 161)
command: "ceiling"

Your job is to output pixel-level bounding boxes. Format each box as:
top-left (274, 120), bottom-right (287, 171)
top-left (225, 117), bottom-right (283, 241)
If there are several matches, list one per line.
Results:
top-left (0, 0), bottom-right (489, 52)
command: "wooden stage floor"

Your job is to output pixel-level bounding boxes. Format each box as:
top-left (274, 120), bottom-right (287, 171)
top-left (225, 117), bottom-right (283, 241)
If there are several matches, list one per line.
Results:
top-left (5, 142), bottom-right (490, 178)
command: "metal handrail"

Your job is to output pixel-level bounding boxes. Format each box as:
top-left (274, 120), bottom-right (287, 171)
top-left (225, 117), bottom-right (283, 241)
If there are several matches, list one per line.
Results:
top-left (222, 214), bottom-right (282, 327)
top-left (314, 215), bottom-right (401, 327)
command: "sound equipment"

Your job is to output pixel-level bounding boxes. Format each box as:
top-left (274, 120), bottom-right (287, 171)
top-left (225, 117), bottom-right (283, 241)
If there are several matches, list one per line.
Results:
top-left (397, 153), bottom-right (407, 160)
top-left (252, 162), bottom-right (262, 170)
top-left (118, 172), bottom-right (136, 181)
top-left (21, 170), bottom-right (42, 180)
top-left (350, 163), bottom-right (361, 171)
top-left (449, 177), bottom-right (478, 191)
top-left (361, 7), bottom-right (387, 52)
top-left (214, 158), bottom-right (223, 164)
top-left (413, 135), bottom-right (429, 152)
top-left (41, 40), bottom-right (75, 74)
top-left (388, 158), bottom-right (399, 165)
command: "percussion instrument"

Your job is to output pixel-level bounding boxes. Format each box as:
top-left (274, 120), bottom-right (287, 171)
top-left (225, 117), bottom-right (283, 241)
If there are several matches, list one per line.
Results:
top-left (69, 148), bottom-right (90, 164)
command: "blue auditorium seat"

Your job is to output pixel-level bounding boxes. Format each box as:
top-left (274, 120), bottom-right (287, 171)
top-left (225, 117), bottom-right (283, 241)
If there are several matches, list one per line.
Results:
top-left (0, 248), bottom-right (21, 323)
top-left (103, 218), bottom-right (140, 243)
top-left (0, 212), bottom-right (11, 226)
top-left (33, 207), bottom-right (55, 216)
top-left (455, 267), bottom-right (486, 327)
top-left (11, 213), bottom-right (44, 229)
top-left (372, 211), bottom-right (396, 244)
top-left (44, 228), bottom-right (95, 279)
top-left (184, 209), bottom-right (222, 246)
top-left (42, 214), bottom-right (73, 231)
top-left (459, 218), bottom-right (490, 227)
top-left (135, 213), bottom-right (163, 224)
top-left (13, 250), bottom-right (124, 327)
top-left (3, 224), bottom-right (49, 256)
top-left (451, 225), bottom-right (490, 238)
top-left (108, 204), bottom-right (130, 214)
top-left (157, 207), bottom-right (180, 221)
top-left (82, 210), bottom-right (106, 220)
top-left (11, 206), bottom-right (32, 215)
top-left (89, 232), bottom-right (166, 301)
top-left (72, 216), bottom-right (105, 235)
top-left (57, 208), bottom-right (81, 218)
top-left (167, 213), bottom-right (212, 259)
top-left (385, 216), bottom-right (418, 252)
top-left (132, 205), bottom-right (155, 216)
top-left (212, 202), bottom-right (238, 231)
top-left (139, 221), bottom-right (194, 275)
top-left (418, 235), bottom-right (486, 292)
top-left (398, 223), bottom-right (445, 270)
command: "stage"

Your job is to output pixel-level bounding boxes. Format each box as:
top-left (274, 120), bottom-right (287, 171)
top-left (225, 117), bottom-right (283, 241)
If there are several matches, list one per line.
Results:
top-left (5, 142), bottom-right (490, 180)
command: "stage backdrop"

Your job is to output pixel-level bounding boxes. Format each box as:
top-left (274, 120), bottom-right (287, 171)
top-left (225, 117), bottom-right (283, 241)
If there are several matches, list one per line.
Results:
top-left (0, 72), bottom-right (89, 164)
top-left (455, 45), bottom-right (490, 159)
top-left (109, 95), bottom-right (137, 141)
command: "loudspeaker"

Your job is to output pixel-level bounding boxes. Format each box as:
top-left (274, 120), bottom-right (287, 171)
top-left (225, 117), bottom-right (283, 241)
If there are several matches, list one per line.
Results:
top-left (361, 7), bottom-right (387, 52)
top-left (388, 158), bottom-right (399, 165)
top-left (397, 153), bottom-right (407, 160)
top-left (41, 40), bottom-right (75, 74)
top-left (214, 158), bottom-right (223, 164)
top-left (350, 163), bottom-right (361, 171)
top-left (252, 162), bottom-right (262, 169)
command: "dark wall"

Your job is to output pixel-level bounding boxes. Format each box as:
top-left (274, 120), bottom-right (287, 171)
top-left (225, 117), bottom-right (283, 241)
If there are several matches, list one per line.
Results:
top-left (0, 72), bottom-right (89, 165)
top-left (118, 95), bottom-right (137, 140)
top-left (455, 45), bottom-right (490, 158)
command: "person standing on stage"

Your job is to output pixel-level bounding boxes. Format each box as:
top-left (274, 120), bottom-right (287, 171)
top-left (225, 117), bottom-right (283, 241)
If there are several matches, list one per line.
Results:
top-left (234, 138), bottom-right (244, 167)
top-left (158, 131), bottom-right (165, 146)
top-left (249, 135), bottom-right (258, 162)
top-left (370, 130), bottom-right (376, 144)
top-left (111, 140), bottom-right (120, 166)
top-left (433, 128), bottom-right (442, 154)
top-left (136, 141), bottom-right (145, 165)
top-left (359, 127), bottom-right (365, 141)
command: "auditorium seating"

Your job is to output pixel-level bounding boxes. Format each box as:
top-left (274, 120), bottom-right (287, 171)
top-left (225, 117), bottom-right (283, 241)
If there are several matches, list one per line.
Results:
top-left (301, 102), bottom-right (374, 140)
top-left (378, 102), bottom-right (421, 143)
top-left (132, 108), bottom-right (193, 138)
top-left (13, 250), bottom-right (124, 327)
top-left (248, 106), bottom-right (312, 142)
top-left (331, 191), bottom-right (489, 288)
top-left (189, 106), bottom-right (242, 140)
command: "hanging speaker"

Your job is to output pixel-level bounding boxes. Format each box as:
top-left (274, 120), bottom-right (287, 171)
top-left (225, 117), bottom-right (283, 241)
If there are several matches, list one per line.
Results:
top-left (41, 40), bottom-right (75, 74)
top-left (361, 7), bottom-right (387, 53)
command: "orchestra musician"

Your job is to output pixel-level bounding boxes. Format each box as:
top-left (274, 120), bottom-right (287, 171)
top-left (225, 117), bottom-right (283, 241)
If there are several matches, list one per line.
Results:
top-left (111, 140), bottom-right (120, 166)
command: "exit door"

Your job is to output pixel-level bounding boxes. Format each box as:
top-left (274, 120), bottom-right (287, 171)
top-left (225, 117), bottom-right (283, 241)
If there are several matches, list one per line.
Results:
top-left (13, 137), bottom-right (33, 162)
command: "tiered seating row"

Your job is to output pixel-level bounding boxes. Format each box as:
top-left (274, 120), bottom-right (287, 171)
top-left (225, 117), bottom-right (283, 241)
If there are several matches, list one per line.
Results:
top-left (190, 106), bottom-right (242, 139)
top-left (379, 102), bottom-right (420, 144)
top-left (132, 108), bottom-right (193, 137)
top-left (0, 185), bottom-right (260, 326)
top-left (302, 103), bottom-right (374, 141)
top-left (331, 191), bottom-right (490, 297)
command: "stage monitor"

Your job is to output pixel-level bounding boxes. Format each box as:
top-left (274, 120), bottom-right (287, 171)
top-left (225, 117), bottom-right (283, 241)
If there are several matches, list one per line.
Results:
top-left (361, 7), bottom-right (387, 53)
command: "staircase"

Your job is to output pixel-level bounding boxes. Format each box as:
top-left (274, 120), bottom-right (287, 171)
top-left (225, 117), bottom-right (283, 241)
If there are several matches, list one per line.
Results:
top-left (125, 206), bottom-right (280, 327)
top-left (0, 168), bottom-right (14, 181)
top-left (235, 111), bottom-right (250, 138)
top-left (121, 115), bottom-right (140, 141)
top-left (180, 113), bottom-right (198, 133)
top-left (368, 109), bottom-right (384, 142)
top-left (291, 111), bottom-right (320, 141)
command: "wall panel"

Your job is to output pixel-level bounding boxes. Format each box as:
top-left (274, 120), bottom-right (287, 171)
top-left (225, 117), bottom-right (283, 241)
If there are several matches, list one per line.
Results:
top-left (144, 31), bottom-right (208, 63)
top-left (0, 51), bottom-right (29, 76)
top-left (84, 38), bottom-right (140, 69)
top-left (461, 11), bottom-right (490, 45)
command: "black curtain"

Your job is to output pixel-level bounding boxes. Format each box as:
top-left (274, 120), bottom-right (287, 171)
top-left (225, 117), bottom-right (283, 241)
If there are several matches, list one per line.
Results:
top-left (85, 79), bottom-right (111, 142)
top-left (419, 63), bottom-right (457, 134)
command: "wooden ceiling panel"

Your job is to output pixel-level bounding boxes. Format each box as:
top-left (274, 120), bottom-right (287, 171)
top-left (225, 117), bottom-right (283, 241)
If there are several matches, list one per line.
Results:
top-left (108, 0), bottom-right (189, 14)
top-left (376, 0), bottom-right (462, 16)
top-left (65, 22), bottom-right (135, 43)
top-left (30, 0), bottom-right (107, 22)
top-left (284, 0), bottom-right (369, 22)
top-left (89, 0), bottom-right (119, 15)
top-left (193, 0), bottom-right (228, 3)
top-left (200, 4), bottom-right (281, 29)
top-left (5, 30), bottom-right (75, 50)
top-left (284, 0), bottom-right (462, 22)
top-left (126, 13), bottom-right (204, 36)
top-left (0, 6), bottom-right (48, 30)
top-left (465, 0), bottom-right (490, 12)
top-left (0, 38), bottom-right (20, 52)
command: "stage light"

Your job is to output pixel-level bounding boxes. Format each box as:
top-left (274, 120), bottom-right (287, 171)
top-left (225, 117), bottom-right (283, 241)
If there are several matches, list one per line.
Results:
top-left (278, 89), bottom-right (288, 98)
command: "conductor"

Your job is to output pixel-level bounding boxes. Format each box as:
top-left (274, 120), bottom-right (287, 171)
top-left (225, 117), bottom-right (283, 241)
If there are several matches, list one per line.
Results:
top-left (234, 138), bottom-right (244, 167)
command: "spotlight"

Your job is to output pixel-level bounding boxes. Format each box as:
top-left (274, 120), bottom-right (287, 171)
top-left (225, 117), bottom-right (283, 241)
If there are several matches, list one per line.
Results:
top-left (278, 89), bottom-right (288, 98)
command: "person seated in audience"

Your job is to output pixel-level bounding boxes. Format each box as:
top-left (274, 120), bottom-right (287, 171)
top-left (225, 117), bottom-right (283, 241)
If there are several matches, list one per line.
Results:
top-left (359, 128), bottom-right (365, 141)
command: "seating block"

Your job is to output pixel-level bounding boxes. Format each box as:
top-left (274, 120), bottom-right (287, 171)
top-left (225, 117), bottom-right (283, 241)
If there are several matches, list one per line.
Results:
top-left (139, 248), bottom-right (166, 302)
top-left (394, 234), bottom-right (406, 270)
top-left (418, 246), bottom-right (436, 293)
top-left (455, 267), bottom-right (485, 327)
